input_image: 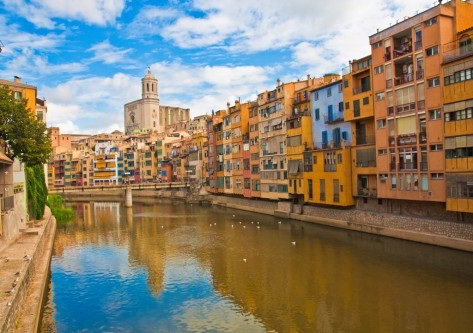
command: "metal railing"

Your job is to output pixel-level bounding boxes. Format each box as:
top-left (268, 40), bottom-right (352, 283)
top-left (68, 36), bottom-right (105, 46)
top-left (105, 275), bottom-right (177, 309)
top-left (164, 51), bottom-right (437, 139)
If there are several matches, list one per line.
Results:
top-left (393, 44), bottom-right (412, 59)
top-left (385, 53), bottom-right (391, 61)
top-left (324, 164), bottom-right (337, 172)
top-left (356, 135), bottom-right (376, 145)
top-left (388, 106), bottom-right (394, 115)
top-left (358, 188), bottom-right (377, 198)
top-left (419, 132), bottom-right (427, 144)
top-left (420, 161), bottom-right (428, 171)
top-left (396, 102), bottom-right (416, 114)
top-left (324, 113), bottom-right (345, 124)
top-left (356, 160), bottom-right (376, 168)
top-left (395, 73), bottom-right (413, 86)
top-left (399, 161), bottom-right (417, 171)
top-left (397, 134), bottom-right (417, 146)
top-left (416, 69), bottom-right (424, 80)
top-left (443, 38), bottom-right (473, 64)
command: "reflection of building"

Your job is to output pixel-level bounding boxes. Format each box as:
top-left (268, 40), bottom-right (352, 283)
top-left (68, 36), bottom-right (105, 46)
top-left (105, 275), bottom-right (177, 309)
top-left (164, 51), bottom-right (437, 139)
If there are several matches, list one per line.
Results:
top-left (124, 69), bottom-right (190, 134)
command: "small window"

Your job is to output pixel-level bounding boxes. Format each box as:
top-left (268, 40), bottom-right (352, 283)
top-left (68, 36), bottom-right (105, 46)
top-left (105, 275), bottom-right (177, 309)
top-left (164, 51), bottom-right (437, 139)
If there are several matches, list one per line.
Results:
top-left (339, 102), bottom-right (344, 112)
top-left (373, 41), bottom-right (382, 48)
top-left (315, 109), bottom-right (320, 120)
top-left (431, 173), bottom-right (444, 179)
top-left (363, 97), bottom-right (369, 105)
top-left (345, 102), bottom-right (350, 110)
top-left (376, 92), bottom-right (385, 101)
top-left (375, 65), bottom-right (384, 74)
top-left (430, 144), bottom-right (443, 151)
top-left (377, 119), bottom-right (387, 129)
top-left (327, 87), bottom-right (332, 97)
top-left (429, 109), bottom-right (441, 120)
top-left (380, 174), bottom-right (388, 184)
top-left (314, 91), bottom-right (319, 101)
top-left (378, 149), bottom-right (387, 155)
top-left (424, 17), bottom-right (437, 27)
top-left (344, 80), bottom-right (349, 88)
top-left (391, 175), bottom-right (397, 190)
top-left (427, 77), bottom-right (440, 88)
top-left (426, 46), bottom-right (439, 57)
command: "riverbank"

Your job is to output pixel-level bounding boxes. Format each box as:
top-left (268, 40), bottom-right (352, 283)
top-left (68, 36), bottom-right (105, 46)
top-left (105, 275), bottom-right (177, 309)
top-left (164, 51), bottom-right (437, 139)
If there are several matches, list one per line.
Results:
top-left (56, 188), bottom-right (473, 252)
top-left (0, 207), bottom-right (56, 333)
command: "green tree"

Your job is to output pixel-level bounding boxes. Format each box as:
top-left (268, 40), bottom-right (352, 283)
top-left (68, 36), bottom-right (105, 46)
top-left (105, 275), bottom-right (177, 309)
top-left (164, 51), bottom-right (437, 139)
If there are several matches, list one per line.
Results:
top-left (0, 85), bottom-right (51, 165)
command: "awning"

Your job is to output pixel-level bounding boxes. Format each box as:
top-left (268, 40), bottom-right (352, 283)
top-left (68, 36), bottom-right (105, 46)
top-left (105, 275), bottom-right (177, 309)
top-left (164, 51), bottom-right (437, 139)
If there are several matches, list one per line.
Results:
top-left (288, 160), bottom-right (301, 175)
top-left (0, 151), bottom-right (13, 164)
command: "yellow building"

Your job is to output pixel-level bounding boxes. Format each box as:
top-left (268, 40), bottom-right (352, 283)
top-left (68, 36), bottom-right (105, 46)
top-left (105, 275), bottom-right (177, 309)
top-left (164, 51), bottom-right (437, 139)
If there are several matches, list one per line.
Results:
top-left (303, 148), bottom-right (354, 206)
top-left (443, 24), bottom-right (473, 215)
top-left (0, 76), bottom-right (37, 116)
top-left (343, 56), bottom-right (377, 203)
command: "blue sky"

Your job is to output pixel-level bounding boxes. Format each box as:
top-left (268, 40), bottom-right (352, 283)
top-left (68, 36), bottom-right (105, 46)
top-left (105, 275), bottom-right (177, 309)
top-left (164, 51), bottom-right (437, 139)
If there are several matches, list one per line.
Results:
top-left (0, 0), bottom-right (434, 134)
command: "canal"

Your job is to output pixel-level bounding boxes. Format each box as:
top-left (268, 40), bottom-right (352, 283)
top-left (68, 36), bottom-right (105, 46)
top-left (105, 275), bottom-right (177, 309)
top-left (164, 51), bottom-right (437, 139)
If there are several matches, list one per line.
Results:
top-left (40, 200), bottom-right (473, 333)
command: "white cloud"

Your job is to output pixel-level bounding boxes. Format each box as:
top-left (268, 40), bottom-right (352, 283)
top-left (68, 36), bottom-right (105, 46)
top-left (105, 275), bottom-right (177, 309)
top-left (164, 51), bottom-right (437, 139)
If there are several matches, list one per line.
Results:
top-left (2, 0), bottom-right (126, 29)
top-left (126, 6), bottom-right (181, 39)
top-left (86, 40), bottom-right (133, 64)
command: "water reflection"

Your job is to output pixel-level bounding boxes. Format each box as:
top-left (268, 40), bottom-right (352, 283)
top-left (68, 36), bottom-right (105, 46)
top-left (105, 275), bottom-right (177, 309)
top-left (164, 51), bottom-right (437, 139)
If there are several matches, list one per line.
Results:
top-left (41, 201), bottom-right (473, 333)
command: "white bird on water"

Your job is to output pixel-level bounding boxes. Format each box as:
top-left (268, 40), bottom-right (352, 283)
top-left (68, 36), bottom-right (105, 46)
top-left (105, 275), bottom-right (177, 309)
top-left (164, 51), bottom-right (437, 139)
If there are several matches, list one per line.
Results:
top-left (257, 226), bottom-right (260, 229)
top-left (278, 221), bottom-right (282, 224)
top-left (251, 221), bottom-right (254, 224)
top-left (257, 222), bottom-right (259, 225)
top-left (233, 214), bottom-right (235, 217)
top-left (291, 241), bottom-right (296, 246)
top-left (239, 221), bottom-right (242, 224)
top-left (243, 259), bottom-right (247, 262)
top-left (210, 224), bottom-right (212, 227)
top-left (214, 222), bottom-right (216, 226)
top-left (243, 226), bottom-right (246, 229)
top-left (161, 226), bottom-right (164, 229)
top-left (231, 225), bottom-right (234, 228)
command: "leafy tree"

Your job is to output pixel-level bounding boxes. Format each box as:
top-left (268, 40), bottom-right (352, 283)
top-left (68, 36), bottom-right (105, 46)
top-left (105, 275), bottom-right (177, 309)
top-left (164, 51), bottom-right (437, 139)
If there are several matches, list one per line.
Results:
top-left (0, 85), bottom-right (51, 165)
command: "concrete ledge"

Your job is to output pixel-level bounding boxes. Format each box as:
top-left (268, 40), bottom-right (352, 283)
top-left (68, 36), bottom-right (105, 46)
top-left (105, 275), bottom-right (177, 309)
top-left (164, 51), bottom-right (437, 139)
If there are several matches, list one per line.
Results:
top-left (274, 210), bottom-right (290, 219)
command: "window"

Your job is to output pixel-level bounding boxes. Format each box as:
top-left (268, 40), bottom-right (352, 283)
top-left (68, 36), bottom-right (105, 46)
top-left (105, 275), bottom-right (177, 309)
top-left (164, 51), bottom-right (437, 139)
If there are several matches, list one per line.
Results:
top-left (391, 175), bottom-right (397, 190)
top-left (339, 102), bottom-right (344, 112)
top-left (315, 108), bottom-right (320, 120)
top-left (430, 144), bottom-right (443, 151)
top-left (426, 46), bottom-right (439, 56)
top-left (421, 174), bottom-right (428, 191)
top-left (339, 83), bottom-right (343, 93)
top-left (280, 142), bottom-right (284, 154)
top-left (345, 102), bottom-right (350, 110)
top-left (376, 92), bottom-right (385, 101)
top-left (375, 65), bottom-right (384, 74)
top-left (354, 100), bottom-right (360, 117)
top-left (314, 91), bottom-right (319, 101)
top-left (344, 80), bottom-right (349, 88)
top-left (377, 119), bottom-right (387, 129)
top-left (320, 179), bottom-right (325, 201)
top-left (380, 174), bottom-right (388, 183)
top-left (373, 41), bottom-right (382, 48)
top-left (327, 87), bottom-right (332, 97)
top-left (429, 109), bottom-right (441, 120)
top-left (431, 173), bottom-right (444, 179)
top-left (363, 97), bottom-right (369, 105)
top-left (378, 149), bottom-right (387, 155)
top-left (308, 179), bottom-right (313, 200)
top-left (424, 17), bottom-right (437, 27)
top-left (13, 91), bottom-right (22, 99)
top-left (427, 77), bottom-right (440, 88)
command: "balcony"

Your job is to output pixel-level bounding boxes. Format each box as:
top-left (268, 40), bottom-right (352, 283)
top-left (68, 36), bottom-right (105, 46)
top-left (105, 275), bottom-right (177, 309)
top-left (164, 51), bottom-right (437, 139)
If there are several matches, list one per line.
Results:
top-left (356, 160), bottom-right (376, 168)
top-left (393, 38), bottom-right (412, 59)
top-left (353, 87), bottom-right (370, 95)
top-left (386, 79), bottom-right (393, 89)
top-left (443, 37), bottom-right (473, 64)
top-left (417, 100), bottom-right (425, 111)
top-left (416, 69), bottom-right (424, 80)
top-left (397, 133), bottom-right (417, 146)
top-left (315, 140), bottom-right (351, 150)
top-left (324, 164), bottom-right (337, 172)
top-left (415, 40), bottom-right (423, 51)
top-left (388, 106), bottom-right (394, 116)
top-left (420, 161), bottom-right (428, 171)
top-left (396, 102), bottom-right (416, 114)
top-left (390, 162), bottom-right (397, 172)
top-left (358, 187), bottom-right (377, 198)
top-left (395, 73), bottom-right (413, 86)
top-left (399, 161), bottom-right (417, 171)
top-left (324, 113), bottom-right (345, 124)
top-left (385, 53), bottom-right (391, 62)
top-left (389, 136), bottom-right (396, 147)
top-left (356, 135), bottom-right (375, 146)
top-left (419, 132), bottom-right (427, 144)
top-left (293, 95), bottom-right (309, 105)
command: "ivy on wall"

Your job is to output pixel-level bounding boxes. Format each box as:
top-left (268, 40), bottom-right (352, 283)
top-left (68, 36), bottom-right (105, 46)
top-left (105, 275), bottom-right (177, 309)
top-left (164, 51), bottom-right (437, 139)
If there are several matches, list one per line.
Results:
top-left (26, 165), bottom-right (48, 220)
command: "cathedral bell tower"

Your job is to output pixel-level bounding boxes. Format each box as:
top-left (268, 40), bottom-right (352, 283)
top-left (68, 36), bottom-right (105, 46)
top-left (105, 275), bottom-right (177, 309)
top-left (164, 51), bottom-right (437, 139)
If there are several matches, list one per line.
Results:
top-left (142, 67), bottom-right (159, 100)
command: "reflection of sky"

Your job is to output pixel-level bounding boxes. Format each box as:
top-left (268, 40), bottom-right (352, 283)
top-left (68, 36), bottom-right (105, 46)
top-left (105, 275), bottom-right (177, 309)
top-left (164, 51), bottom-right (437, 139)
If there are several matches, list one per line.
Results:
top-left (52, 246), bottom-right (265, 333)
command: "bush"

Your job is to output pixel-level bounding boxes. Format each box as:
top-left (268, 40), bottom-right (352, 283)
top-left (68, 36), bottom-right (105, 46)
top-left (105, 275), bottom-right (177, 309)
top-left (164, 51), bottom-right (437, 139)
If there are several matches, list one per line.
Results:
top-left (47, 194), bottom-right (74, 226)
top-left (26, 165), bottom-right (48, 220)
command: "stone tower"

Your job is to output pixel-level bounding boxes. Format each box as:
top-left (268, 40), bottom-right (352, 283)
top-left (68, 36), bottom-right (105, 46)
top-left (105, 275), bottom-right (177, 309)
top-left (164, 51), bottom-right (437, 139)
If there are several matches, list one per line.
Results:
top-left (142, 67), bottom-right (159, 100)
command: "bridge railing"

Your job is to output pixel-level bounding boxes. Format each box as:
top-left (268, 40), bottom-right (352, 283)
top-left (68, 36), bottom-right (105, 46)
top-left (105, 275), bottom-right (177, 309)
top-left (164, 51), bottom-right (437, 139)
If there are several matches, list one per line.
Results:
top-left (49, 182), bottom-right (190, 194)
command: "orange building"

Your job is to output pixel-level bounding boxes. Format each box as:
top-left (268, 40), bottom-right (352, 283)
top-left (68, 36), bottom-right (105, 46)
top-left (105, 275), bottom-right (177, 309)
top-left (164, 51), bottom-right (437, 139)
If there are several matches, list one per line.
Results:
top-left (369, 1), bottom-right (470, 211)
top-left (247, 101), bottom-right (260, 197)
top-left (442, 1), bottom-right (473, 217)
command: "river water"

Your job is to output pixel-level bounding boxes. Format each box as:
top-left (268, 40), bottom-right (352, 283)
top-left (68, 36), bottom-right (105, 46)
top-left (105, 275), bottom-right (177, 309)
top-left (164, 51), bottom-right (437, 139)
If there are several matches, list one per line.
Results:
top-left (40, 200), bottom-right (473, 333)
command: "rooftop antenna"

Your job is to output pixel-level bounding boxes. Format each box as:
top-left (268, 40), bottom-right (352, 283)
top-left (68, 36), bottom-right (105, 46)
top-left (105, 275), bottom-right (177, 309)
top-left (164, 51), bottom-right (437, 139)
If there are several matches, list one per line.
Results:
top-left (0, 40), bottom-right (4, 53)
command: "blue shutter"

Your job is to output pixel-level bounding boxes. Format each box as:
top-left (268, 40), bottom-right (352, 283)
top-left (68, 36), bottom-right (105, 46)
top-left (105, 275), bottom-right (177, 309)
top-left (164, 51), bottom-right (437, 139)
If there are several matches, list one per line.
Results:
top-left (315, 109), bottom-right (320, 120)
top-left (333, 128), bottom-right (341, 147)
top-left (328, 105), bottom-right (333, 122)
top-left (342, 131), bottom-right (348, 141)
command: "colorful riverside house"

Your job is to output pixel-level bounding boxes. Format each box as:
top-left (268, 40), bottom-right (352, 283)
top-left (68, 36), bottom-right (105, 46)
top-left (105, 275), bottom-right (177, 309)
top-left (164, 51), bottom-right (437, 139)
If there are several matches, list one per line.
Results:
top-left (304, 75), bottom-right (354, 206)
top-left (215, 111), bottom-right (225, 193)
top-left (343, 56), bottom-right (378, 205)
top-left (248, 101), bottom-right (261, 197)
top-left (443, 3), bottom-right (473, 217)
top-left (287, 76), bottom-right (323, 202)
top-left (139, 143), bottom-right (157, 182)
top-left (369, 0), bottom-right (472, 213)
top-left (93, 144), bottom-right (120, 185)
top-left (229, 101), bottom-right (249, 196)
top-left (0, 76), bottom-right (37, 117)
top-left (123, 146), bottom-right (137, 183)
top-left (207, 116), bottom-right (216, 191)
top-left (223, 108), bottom-right (233, 194)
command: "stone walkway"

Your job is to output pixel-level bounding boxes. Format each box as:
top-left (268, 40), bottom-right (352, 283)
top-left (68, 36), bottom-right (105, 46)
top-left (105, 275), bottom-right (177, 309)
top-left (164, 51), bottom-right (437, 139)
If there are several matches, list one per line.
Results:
top-left (0, 208), bottom-right (54, 333)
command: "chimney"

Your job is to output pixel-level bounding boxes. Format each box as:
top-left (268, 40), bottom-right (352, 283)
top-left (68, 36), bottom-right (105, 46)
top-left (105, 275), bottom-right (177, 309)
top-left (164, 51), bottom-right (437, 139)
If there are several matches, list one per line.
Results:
top-left (276, 78), bottom-right (281, 86)
top-left (14, 76), bottom-right (21, 83)
top-left (307, 74), bottom-right (311, 81)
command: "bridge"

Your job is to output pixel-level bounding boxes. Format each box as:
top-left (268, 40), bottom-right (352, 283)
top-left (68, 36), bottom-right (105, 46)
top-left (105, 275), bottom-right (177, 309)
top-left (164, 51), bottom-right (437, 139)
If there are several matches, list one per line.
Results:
top-left (48, 182), bottom-right (190, 194)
